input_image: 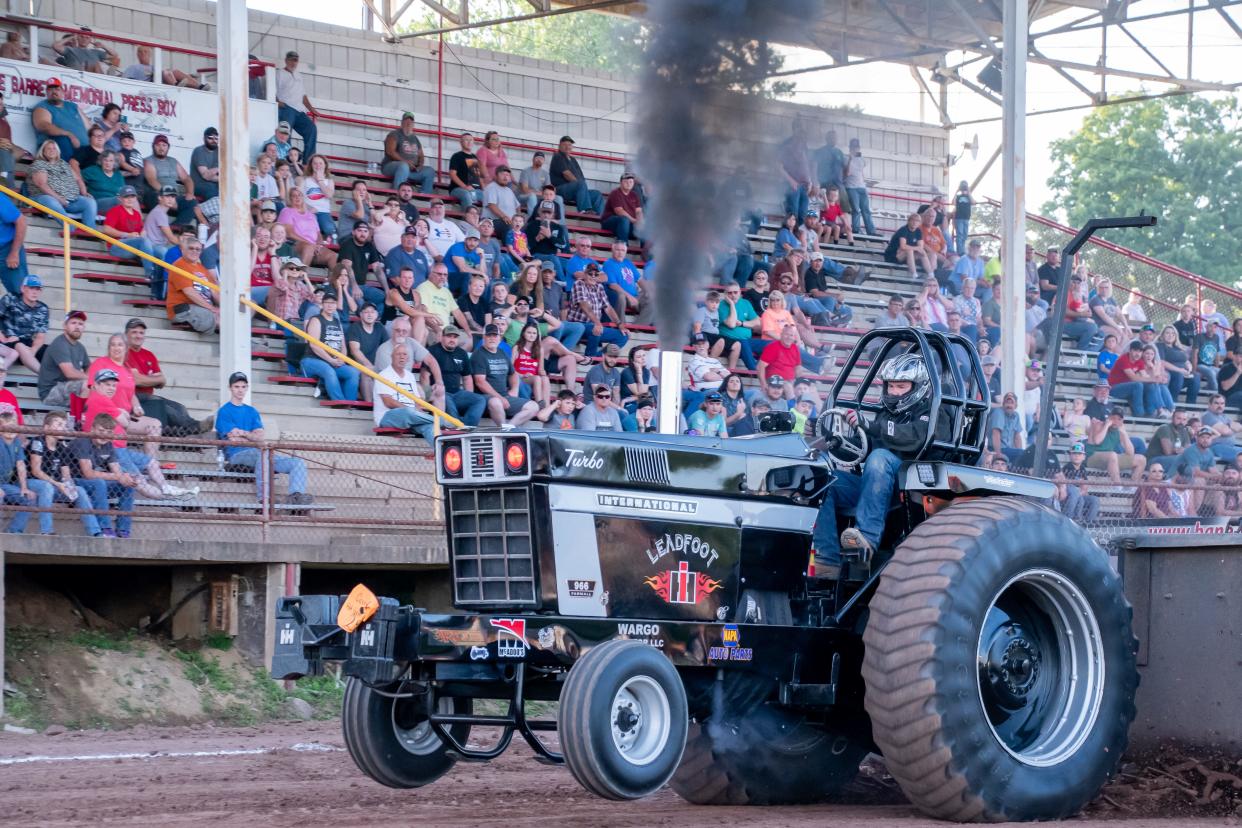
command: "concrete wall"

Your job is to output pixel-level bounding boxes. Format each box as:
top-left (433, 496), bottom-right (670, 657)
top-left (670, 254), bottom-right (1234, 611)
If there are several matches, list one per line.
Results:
top-left (46, 0), bottom-right (948, 200)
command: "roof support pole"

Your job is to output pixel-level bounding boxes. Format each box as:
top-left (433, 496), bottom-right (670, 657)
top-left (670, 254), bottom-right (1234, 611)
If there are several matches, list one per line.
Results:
top-left (217, 0), bottom-right (253, 405)
top-left (1000, 0), bottom-right (1028, 424)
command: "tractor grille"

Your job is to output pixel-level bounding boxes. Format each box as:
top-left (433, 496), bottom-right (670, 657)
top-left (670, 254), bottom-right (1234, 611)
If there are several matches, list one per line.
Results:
top-left (466, 436), bottom-right (496, 478)
top-left (625, 446), bottom-right (670, 486)
top-left (448, 486), bottom-right (536, 606)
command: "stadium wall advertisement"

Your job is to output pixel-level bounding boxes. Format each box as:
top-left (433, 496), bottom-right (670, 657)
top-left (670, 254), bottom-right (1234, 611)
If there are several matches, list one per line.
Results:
top-left (0, 59), bottom-right (277, 167)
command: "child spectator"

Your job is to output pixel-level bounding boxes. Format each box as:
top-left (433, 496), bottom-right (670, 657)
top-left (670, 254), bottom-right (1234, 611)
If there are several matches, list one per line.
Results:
top-left (687, 392), bottom-right (728, 437)
top-left (0, 408), bottom-right (53, 534)
top-left (216, 372), bottom-right (313, 504)
top-left (538, 388), bottom-right (581, 430)
top-left (70, 412), bottom-right (137, 537)
top-left (0, 275), bottom-right (49, 373)
top-left (29, 410), bottom-right (103, 536)
top-left (1096, 334), bottom-right (1119, 382)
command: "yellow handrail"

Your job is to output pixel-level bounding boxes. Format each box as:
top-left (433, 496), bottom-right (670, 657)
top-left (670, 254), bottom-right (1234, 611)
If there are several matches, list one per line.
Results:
top-left (0, 182), bottom-right (463, 429)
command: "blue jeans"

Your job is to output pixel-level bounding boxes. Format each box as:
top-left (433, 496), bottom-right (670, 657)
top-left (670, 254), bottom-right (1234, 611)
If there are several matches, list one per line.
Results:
top-left (112, 236), bottom-right (158, 279)
top-left (1211, 440), bottom-right (1241, 464)
top-left (445, 388), bottom-right (488, 427)
top-left (383, 161), bottom-right (435, 193)
top-left (1151, 383), bottom-right (1174, 411)
top-left (601, 215), bottom-right (638, 243)
top-left (783, 183), bottom-right (809, 223)
top-left (228, 447), bottom-right (309, 500)
top-left (582, 324), bottom-right (628, 357)
top-left (555, 181), bottom-right (603, 214)
top-left (301, 357), bottom-right (360, 401)
top-left (1062, 319), bottom-right (1098, 349)
top-left (278, 104), bottom-right (317, 156)
top-left (717, 252), bottom-right (756, 287)
top-left (0, 241), bottom-right (28, 295)
top-left (78, 478), bottom-right (134, 534)
top-left (250, 286), bottom-right (271, 306)
top-left (450, 186), bottom-right (482, 210)
top-left (1110, 381), bottom-right (1160, 417)
top-left (313, 211), bottom-right (336, 239)
top-left (59, 479), bottom-right (102, 535)
top-left (380, 406), bottom-right (435, 439)
top-left (28, 479), bottom-right (54, 534)
top-left (33, 193), bottom-right (97, 227)
top-left (551, 321), bottom-right (586, 350)
top-left (812, 448), bottom-right (902, 565)
top-left (846, 187), bottom-right (875, 235)
top-left (1168, 371), bottom-right (1200, 406)
top-left (2, 481), bottom-right (41, 533)
top-left (730, 337), bottom-right (758, 370)
top-left (954, 217), bottom-right (969, 255)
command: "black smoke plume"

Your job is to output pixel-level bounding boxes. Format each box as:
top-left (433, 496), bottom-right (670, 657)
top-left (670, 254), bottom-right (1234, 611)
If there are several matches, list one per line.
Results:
top-left (636, 0), bottom-right (816, 350)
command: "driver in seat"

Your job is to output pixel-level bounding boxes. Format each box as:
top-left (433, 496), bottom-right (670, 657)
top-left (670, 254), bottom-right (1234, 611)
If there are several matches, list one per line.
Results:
top-left (813, 353), bottom-right (933, 578)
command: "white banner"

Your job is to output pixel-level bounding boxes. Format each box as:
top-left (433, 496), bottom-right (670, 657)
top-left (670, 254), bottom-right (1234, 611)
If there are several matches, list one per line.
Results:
top-left (0, 59), bottom-right (278, 168)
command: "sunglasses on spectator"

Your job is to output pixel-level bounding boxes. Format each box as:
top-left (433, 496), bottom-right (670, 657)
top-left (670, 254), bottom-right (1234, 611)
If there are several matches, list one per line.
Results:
top-left (595, 391), bottom-right (611, 399)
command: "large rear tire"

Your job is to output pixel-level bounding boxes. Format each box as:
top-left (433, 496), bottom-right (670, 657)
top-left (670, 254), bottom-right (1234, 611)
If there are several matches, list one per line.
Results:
top-left (559, 638), bottom-right (688, 800)
top-left (342, 676), bottom-right (472, 789)
top-left (862, 497), bottom-right (1138, 822)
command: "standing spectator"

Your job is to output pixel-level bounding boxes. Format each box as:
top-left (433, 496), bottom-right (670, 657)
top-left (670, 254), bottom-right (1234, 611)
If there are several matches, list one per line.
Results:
top-left (475, 131), bottom-right (509, 184)
top-left (166, 237), bottom-right (218, 334)
top-left (883, 213), bottom-right (929, 279)
top-left (0, 189), bottom-right (28, 296)
top-left (1086, 406), bottom-right (1146, 483)
top-left (383, 112), bottom-right (435, 192)
top-left (141, 135), bottom-right (195, 222)
top-left (303, 291), bottom-right (360, 401)
top-left (29, 140), bottom-right (97, 227)
top-left (471, 324), bottom-right (539, 426)
top-left (0, 408), bottom-right (53, 535)
top-left (424, 199), bottom-right (465, 260)
top-left (777, 120), bottom-right (812, 223)
top-left (988, 391), bottom-right (1025, 465)
top-left (482, 165), bottom-right (520, 242)
top-left (347, 302), bottom-right (388, 404)
top-left (0, 91), bottom-right (33, 184)
top-left (31, 78), bottom-right (89, 160)
top-left (189, 127), bottom-right (220, 201)
top-left (602, 172), bottom-right (644, 243)
top-left (567, 263), bottom-right (629, 357)
top-left (1108, 339), bottom-right (1160, 417)
top-left (1060, 443), bottom-right (1101, 523)
top-left (373, 342), bottom-right (435, 439)
top-left (28, 410), bottom-right (103, 536)
top-left (447, 132), bottom-right (483, 209)
top-left (842, 137), bottom-right (876, 236)
top-left (100, 185), bottom-right (158, 281)
top-left (280, 187), bottom-right (337, 270)
top-left (275, 50), bottom-right (318, 157)
top-left (216, 373), bottom-right (313, 505)
top-left (71, 413), bottom-right (137, 537)
top-left (122, 318), bottom-right (209, 436)
top-left (951, 180), bottom-right (974, 256)
top-left (37, 310), bottom-right (89, 408)
top-left (813, 130), bottom-right (847, 205)
top-left (0, 275), bottom-right (48, 373)
top-left (549, 136), bottom-right (604, 214)
top-left (427, 326), bottom-right (486, 426)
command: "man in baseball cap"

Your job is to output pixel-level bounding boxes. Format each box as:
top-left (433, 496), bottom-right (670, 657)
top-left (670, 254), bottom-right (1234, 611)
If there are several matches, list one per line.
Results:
top-left (191, 127), bottom-right (221, 200)
top-left (277, 48), bottom-right (318, 155)
top-left (216, 370), bottom-right (314, 505)
top-left (552, 134), bottom-right (604, 214)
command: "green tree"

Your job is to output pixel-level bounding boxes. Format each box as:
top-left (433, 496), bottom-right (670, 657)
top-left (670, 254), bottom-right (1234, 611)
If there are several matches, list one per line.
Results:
top-left (1044, 94), bottom-right (1242, 285)
top-left (399, 0), bottom-right (794, 96)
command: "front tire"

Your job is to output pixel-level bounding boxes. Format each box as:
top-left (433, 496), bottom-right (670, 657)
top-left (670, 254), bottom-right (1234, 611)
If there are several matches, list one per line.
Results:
top-left (559, 638), bottom-right (688, 800)
top-left (862, 497), bottom-right (1138, 822)
top-left (342, 676), bottom-right (472, 789)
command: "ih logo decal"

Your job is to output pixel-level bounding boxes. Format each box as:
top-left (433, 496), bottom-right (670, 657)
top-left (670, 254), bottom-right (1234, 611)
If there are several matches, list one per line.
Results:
top-left (489, 618), bottom-right (530, 658)
top-left (645, 560), bottom-right (722, 605)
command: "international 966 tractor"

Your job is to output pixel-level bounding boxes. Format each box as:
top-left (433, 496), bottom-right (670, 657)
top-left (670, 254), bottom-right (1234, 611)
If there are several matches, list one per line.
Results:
top-left (273, 328), bottom-right (1138, 822)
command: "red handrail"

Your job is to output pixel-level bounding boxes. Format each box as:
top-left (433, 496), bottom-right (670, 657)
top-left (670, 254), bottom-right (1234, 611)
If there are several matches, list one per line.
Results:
top-left (1, 16), bottom-right (273, 66)
top-left (314, 110), bottom-right (628, 167)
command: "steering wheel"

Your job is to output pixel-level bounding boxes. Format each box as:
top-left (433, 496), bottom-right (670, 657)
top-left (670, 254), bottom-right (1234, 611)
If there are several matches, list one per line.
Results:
top-left (815, 407), bottom-right (870, 470)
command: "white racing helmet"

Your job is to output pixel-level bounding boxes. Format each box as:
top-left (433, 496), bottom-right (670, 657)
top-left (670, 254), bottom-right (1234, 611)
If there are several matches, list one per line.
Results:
top-left (877, 353), bottom-right (930, 414)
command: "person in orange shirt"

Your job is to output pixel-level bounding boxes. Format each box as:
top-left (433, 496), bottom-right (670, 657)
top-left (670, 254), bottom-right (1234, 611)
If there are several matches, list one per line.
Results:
top-left (165, 237), bottom-right (218, 334)
top-left (919, 206), bottom-right (950, 273)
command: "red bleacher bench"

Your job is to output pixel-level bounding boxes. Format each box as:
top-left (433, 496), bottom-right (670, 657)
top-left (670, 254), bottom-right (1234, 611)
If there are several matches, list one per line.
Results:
top-left (318, 399), bottom-right (371, 411)
top-left (268, 375), bottom-right (316, 386)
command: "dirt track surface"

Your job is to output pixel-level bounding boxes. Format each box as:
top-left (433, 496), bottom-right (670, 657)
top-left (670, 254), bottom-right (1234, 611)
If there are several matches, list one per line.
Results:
top-left (0, 722), bottom-right (1234, 827)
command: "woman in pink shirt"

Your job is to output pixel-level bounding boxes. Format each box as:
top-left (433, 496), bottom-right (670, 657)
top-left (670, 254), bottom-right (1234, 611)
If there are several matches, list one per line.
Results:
top-left (279, 187), bottom-right (338, 269)
top-left (919, 277), bottom-right (949, 331)
top-left (88, 334), bottom-right (162, 456)
top-left (760, 291), bottom-right (826, 355)
top-left (475, 131), bottom-right (509, 185)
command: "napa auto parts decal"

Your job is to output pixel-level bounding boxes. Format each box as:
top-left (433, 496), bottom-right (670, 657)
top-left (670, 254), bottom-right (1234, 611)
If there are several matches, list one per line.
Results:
top-left (708, 624), bottom-right (753, 662)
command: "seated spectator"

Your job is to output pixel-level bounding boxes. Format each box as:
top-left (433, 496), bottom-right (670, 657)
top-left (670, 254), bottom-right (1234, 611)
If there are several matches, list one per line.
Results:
top-left (523, 201), bottom-right (568, 285)
top-left (28, 410), bottom-right (104, 536)
top-left (166, 237), bottom-right (218, 334)
top-left (686, 333), bottom-right (727, 402)
top-left (373, 342), bottom-right (435, 439)
top-left (474, 130), bottom-right (509, 184)
top-left (1226, 318), bottom-right (1242, 354)
top-left (1203, 466), bottom-right (1242, 518)
top-left (476, 218), bottom-right (511, 283)
top-left (539, 388), bottom-right (581, 430)
top-left (448, 132), bottom-right (483, 209)
top-left (1202, 394), bottom-right (1242, 462)
top-left (1192, 319), bottom-right (1223, 392)
top-left (884, 213), bottom-right (929, 279)
top-left (254, 156), bottom-right (283, 214)
top-left (302, 291), bottom-right (360, 401)
top-left (81, 148), bottom-right (124, 213)
top-left (71, 412), bottom-right (141, 537)
top-left (550, 136), bottom-right (604, 214)
top-left (577, 383), bottom-right (625, 431)
top-left (267, 256), bottom-right (316, 371)
top-left (950, 239), bottom-right (985, 295)
top-left (88, 334), bottom-right (163, 456)
top-left (691, 291), bottom-right (739, 364)
top-left (0, 275), bottom-right (48, 373)
top-left (280, 187), bottom-right (338, 270)
top-left (601, 239), bottom-right (644, 320)
top-left (124, 44), bottom-right (206, 89)
top-left (100, 185), bottom-right (158, 281)
top-left (1085, 406), bottom-right (1146, 483)
top-left (1086, 278), bottom-right (1130, 342)
top-left (336, 179), bottom-right (375, 242)
top-left (37, 310), bottom-right (89, 408)
top-left (266, 122), bottom-right (293, 160)
top-left (511, 322), bottom-right (553, 405)
top-left (371, 196), bottom-right (408, 257)
top-left (472, 324), bottom-right (539, 426)
top-left (918, 206), bottom-right (950, 273)
top-left (247, 226), bottom-right (278, 306)
top-left (482, 165), bottom-right (520, 241)
top-left (717, 374), bottom-right (751, 436)
top-left (337, 220), bottom-right (387, 306)
top-left (29, 140), bottom-right (97, 227)
top-left (1145, 407), bottom-right (1190, 472)
top-left (1036, 248), bottom-right (1061, 304)
top-left (384, 267), bottom-right (432, 344)
top-left (216, 373), bottom-right (312, 504)
top-left (747, 374), bottom-right (790, 412)
top-left (347, 302), bottom-right (388, 403)
top-left (602, 172), bottom-right (643, 243)
top-left (743, 269), bottom-right (771, 312)
top-left (141, 135), bottom-right (195, 222)
top-left (773, 270), bottom-right (842, 347)
top-left (0, 364), bottom-right (20, 422)
top-left (620, 346), bottom-right (657, 411)
top-left (1140, 344), bottom-right (1176, 417)
top-left (1108, 339), bottom-right (1160, 417)
top-left (568, 263), bottom-right (629, 357)
top-left (1060, 443), bottom-right (1101, 523)
top-left (189, 127), bottom-right (220, 201)
top-left (717, 282), bottom-right (762, 371)
top-left (1131, 463), bottom-right (1173, 518)
top-left (53, 27), bottom-right (118, 74)
top-left (1174, 426), bottom-right (1221, 509)
top-left (1096, 334), bottom-right (1119, 382)
top-left (0, 32), bottom-right (29, 62)
top-left (443, 229), bottom-right (488, 296)
top-left (1217, 346), bottom-right (1242, 410)
top-left (424, 326), bottom-right (482, 426)
top-left (0, 408), bottom-right (53, 534)
top-left (803, 251), bottom-right (862, 311)
top-left (518, 151), bottom-right (551, 213)
top-left (988, 392), bottom-right (1025, 465)
top-left (424, 199), bottom-right (465, 260)
top-left (122, 318), bottom-right (209, 436)
top-left (687, 391), bottom-right (728, 437)
top-left (872, 295), bottom-right (910, 330)
top-left (31, 78), bottom-right (89, 161)
top-left (113, 130), bottom-right (142, 188)
top-left (0, 185), bottom-right (28, 295)
top-left (383, 112), bottom-right (435, 191)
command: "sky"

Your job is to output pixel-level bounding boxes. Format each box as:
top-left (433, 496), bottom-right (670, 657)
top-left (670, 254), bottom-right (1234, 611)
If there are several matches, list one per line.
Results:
top-left (244, 0), bottom-right (1241, 213)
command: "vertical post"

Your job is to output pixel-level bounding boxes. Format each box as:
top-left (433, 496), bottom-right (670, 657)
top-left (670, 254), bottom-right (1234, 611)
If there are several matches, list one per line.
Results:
top-left (152, 46), bottom-right (163, 86)
top-left (657, 350), bottom-right (683, 434)
top-left (999, 0), bottom-right (1028, 423)
top-left (217, 0), bottom-right (253, 407)
top-left (26, 23), bottom-right (37, 65)
top-left (436, 30), bottom-right (444, 181)
top-left (61, 220), bottom-right (70, 314)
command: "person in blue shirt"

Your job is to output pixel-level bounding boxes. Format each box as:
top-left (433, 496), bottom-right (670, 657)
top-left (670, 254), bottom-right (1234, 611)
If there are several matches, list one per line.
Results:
top-left (0, 190), bottom-right (29, 295)
top-left (216, 372), bottom-right (312, 505)
top-left (564, 235), bottom-right (598, 290)
top-left (30, 78), bottom-right (90, 161)
top-left (949, 238), bottom-right (986, 298)
top-left (687, 392), bottom-right (728, 437)
top-left (383, 227), bottom-right (431, 288)
top-left (1096, 334), bottom-right (1119, 383)
top-left (443, 229), bottom-right (487, 296)
top-left (0, 408), bottom-right (54, 534)
top-left (601, 240), bottom-right (643, 321)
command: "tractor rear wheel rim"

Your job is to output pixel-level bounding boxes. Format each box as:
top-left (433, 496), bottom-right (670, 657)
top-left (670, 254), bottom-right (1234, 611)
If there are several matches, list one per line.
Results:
top-left (976, 568), bottom-right (1105, 767)
top-left (610, 675), bottom-right (671, 766)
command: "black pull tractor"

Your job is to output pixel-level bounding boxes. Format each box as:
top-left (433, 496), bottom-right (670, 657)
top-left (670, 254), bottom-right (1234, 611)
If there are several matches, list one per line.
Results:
top-left (273, 328), bottom-right (1138, 822)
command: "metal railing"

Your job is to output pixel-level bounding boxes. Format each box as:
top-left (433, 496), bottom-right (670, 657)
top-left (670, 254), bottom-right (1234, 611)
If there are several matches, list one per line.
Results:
top-left (0, 181), bottom-right (464, 430)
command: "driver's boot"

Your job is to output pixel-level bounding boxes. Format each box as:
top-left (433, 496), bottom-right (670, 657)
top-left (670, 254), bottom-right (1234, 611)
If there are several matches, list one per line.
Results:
top-left (839, 528), bottom-right (875, 564)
